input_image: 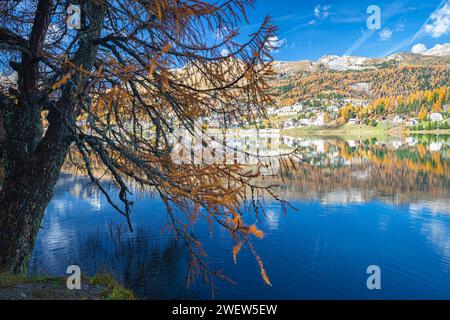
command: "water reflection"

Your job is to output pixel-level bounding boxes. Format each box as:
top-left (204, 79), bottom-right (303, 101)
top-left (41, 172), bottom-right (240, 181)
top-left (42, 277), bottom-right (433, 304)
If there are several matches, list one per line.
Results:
top-left (30, 132), bottom-right (450, 299)
top-left (30, 184), bottom-right (194, 299)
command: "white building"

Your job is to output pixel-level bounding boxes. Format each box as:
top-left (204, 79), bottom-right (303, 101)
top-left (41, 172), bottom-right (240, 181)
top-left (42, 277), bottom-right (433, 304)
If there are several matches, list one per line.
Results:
top-left (393, 116), bottom-right (403, 125)
top-left (312, 113), bottom-right (325, 126)
top-left (430, 142), bottom-right (443, 152)
top-left (405, 137), bottom-right (417, 146)
top-left (292, 103), bottom-right (303, 112)
top-left (326, 105), bottom-right (338, 112)
top-left (283, 120), bottom-right (294, 128)
top-left (298, 118), bottom-right (311, 126)
top-left (277, 106), bottom-right (294, 116)
top-left (274, 103), bottom-right (303, 117)
top-left (430, 113), bottom-right (443, 122)
top-left (266, 107), bottom-right (276, 116)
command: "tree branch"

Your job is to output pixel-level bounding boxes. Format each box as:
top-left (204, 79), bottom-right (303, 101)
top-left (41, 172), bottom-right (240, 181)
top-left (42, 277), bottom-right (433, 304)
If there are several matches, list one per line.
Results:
top-left (0, 27), bottom-right (29, 53)
top-left (28, 0), bottom-right (52, 56)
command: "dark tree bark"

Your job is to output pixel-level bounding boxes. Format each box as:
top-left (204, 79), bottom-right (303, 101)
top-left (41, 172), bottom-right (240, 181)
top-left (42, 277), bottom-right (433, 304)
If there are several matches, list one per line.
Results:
top-left (0, 105), bottom-right (72, 272)
top-left (0, 0), bottom-right (105, 273)
top-left (0, 0), bottom-right (53, 272)
top-left (0, 95), bottom-right (5, 187)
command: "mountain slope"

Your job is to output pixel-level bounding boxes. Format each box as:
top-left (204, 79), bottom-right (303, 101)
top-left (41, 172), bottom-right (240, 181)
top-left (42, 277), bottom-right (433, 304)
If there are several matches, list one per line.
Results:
top-left (271, 48), bottom-right (450, 105)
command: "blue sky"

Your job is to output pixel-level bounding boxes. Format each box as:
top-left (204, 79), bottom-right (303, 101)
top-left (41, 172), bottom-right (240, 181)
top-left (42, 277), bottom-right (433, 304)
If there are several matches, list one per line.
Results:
top-left (240, 0), bottom-right (450, 60)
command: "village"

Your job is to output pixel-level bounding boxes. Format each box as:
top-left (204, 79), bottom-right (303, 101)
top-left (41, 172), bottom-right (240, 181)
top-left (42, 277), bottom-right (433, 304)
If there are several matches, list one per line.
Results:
top-left (201, 97), bottom-right (450, 132)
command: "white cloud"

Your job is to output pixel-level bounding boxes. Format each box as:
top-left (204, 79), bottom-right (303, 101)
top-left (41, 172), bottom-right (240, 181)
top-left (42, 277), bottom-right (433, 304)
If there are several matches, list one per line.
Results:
top-left (220, 48), bottom-right (230, 57)
top-left (314, 5), bottom-right (321, 18)
top-left (395, 22), bottom-right (405, 32)
top-left (382, 0), bottom-right (449, 56)
top-left (314, 5), bottom-right (331, 19)
top-left (266, 36), bottom-right (287, 52)
top-left (411, 43), bottom-right (427, 54)
top-left (214, 26), bottom-right (230, 40)
top-left (379, 28), bottom-right (393, 41)
top-left (424, 2), bottom-right (450, 37)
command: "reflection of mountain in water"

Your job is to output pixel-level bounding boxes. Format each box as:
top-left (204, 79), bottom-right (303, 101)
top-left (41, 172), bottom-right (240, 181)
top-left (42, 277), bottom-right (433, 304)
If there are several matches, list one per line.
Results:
top-left (275, 134), bottom-right (450, 209)
top-left (63, 132), bottom-right (450, 208)
top-left (32, 133), bottom-right (450, 299)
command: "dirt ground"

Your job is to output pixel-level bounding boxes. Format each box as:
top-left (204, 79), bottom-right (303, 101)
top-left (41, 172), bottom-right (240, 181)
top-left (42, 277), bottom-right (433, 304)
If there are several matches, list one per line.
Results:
top-left (0, 273), bottom-right (135, 300)
top-left (0, 278), bottom-right (105, 300)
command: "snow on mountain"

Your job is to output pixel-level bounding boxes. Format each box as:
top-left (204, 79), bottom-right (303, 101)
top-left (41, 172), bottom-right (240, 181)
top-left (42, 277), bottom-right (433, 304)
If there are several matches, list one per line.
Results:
top-left (273, 44), bottom-right (449, 74)
top-left (316, 55), bottom-right (370, 71)
top-left (422, 43), bottom-right (450, 57)
top-left (315, 54), bottom-right (401, 71)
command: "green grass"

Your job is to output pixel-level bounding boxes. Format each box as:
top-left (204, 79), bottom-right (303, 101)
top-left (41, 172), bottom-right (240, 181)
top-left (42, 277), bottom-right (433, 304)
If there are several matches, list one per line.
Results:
top-left (0, 273), bottom-right (27, 289)
top-left (282, 123), bottom-right (400, 138)
top-left (90, 273), bottom-right (135, 300)
top-left (0, 273), bottom-right (64, 289)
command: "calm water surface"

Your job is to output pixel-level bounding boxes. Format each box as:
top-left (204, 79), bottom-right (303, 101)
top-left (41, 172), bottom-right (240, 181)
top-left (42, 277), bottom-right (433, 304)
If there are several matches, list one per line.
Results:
top-left (29, 133), bottom-right (450, 299)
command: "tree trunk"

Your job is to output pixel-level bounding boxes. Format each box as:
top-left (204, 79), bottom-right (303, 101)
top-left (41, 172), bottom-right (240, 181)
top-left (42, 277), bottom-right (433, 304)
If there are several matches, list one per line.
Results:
top-left (0, 0), bottom-right (105, 273)
top-left (0, 100), bottom-right (5, 189)
top-left (0, 103), bottom-right (72, 273)
top-left (0, 179), bottom-right (57, 273)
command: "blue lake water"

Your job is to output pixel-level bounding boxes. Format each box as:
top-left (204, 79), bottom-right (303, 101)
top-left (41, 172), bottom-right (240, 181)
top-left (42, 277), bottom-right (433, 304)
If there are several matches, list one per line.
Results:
top-left (29, 134), bottom-right (450, 299)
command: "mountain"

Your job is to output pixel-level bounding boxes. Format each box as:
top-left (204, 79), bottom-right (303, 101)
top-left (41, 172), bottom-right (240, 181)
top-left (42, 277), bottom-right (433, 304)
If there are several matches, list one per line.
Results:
top-left (314, 54), bottom-right (400, 71)
top-left (275, 43), bottom-right (450, 73)
top-left (271, 47), bottom-right (450, 105)
top-left (274, 55), bottom-right (396, 73)
top-left (423, 43), bottom-right (450, 57)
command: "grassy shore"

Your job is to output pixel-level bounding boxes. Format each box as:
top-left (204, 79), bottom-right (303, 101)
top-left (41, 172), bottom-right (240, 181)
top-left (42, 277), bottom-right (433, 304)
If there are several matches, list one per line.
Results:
top-left (282, 124), bottom-right (450, 137)
top-left (0, 273), bottom-right (135, 300)
top-left (282, 124), bottom-right (398, 137)
top-left (408, 129), bottom-right (450, 135)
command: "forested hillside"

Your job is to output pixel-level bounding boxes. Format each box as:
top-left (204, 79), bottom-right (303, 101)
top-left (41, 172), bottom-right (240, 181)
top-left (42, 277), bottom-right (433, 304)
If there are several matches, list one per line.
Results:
top-left (271, 54), bottom-right (450, 106)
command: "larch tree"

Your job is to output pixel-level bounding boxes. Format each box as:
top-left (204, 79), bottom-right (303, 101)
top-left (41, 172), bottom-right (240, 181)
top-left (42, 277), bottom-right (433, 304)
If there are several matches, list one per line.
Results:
top-left (0, 0), bottom-right (285, 285)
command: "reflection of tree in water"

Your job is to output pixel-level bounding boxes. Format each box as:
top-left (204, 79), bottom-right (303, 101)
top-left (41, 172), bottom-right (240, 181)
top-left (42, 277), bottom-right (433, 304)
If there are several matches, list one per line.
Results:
top-left (271, 137), bottom-right (450, 205)
top-left (60, 135), bottom-right (450, 206)
top-left (30, 223), bottom-right (195, 299)
top-left (59, 135), bottom-right (450, 203)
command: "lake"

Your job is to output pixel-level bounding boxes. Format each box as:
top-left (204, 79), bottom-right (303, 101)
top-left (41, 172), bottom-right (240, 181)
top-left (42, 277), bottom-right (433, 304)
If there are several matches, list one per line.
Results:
top-left (28, 132), bottom-right (450, 299)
